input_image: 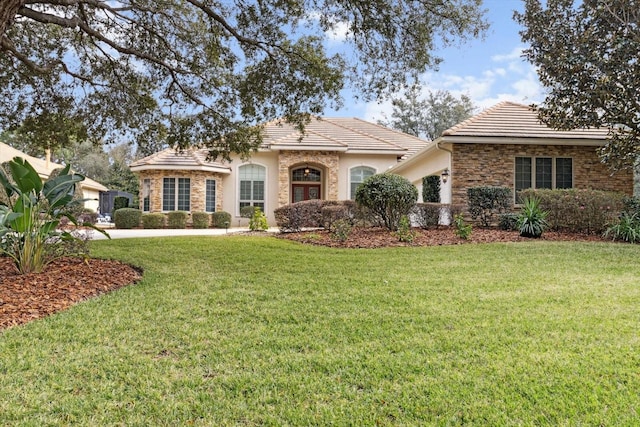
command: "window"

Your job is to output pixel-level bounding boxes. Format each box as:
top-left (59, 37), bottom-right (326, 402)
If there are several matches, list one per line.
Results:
top-left (350, 166), bottom-right (376, 199)
top-left (142, 179), bottom-right (151, 212)
top-left (515, 157), bottom-right (572, 200)
top-left (205, 179), bottom-right (216, 212)
top-left (292, 167), bottom-right (321, 182)
top-left (162, 177), bottom-right (191, 211)
top-left (239, 164), bottom-right (265, 211)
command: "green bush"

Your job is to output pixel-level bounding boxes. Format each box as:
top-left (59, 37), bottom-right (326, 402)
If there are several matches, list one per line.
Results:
top-left (355, 173), bottom-right (418, 231)
top-left (192, 211), bottom-right (210, 229)
top-left (167, 211), bottom-right (188, 229)
top-left (212, 211), bottom-right (231, 228)
top-left (240, 205), bottom-right (257, 219)
top-left (604, 212), bottom-right (640, 243)
top-left (249, 208), bottom-right (269, 231)
top-left (517, 196), bottom-right (549, 238)
top-left (422, 175), bottom-right (441, 203)
top-left (114, 208), bottom-right (142, 229)
top-left (498, 213), bottom-right (519, 231)
top-left (467, 186), bottom-right (512, 227)
top-left (519, 189), bottom-right (623, 234)
top-left (112, 196), bottom-right (129, 217)
top-left (412, 203), bottom-right (443, 229)
top-left (142, 213), bottom-right (166, 229)
top-left (396, 215), bottom-right (415, 243)
top-left (331, 219), bottom-right (352, 242)
top-left (453, 214), bottom-right (472, 240)
top-left (322, 204), bottom-right (350, 231)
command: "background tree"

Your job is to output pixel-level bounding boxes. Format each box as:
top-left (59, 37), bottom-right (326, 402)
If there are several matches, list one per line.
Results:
top-left (0, 1), bottom-right (488, 160)
top-left (378, 85), bottom-right (476, 141)
top-left (516, 0), bottom-right (640, 170)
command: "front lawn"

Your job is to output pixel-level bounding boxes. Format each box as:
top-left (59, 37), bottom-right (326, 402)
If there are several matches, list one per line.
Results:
top-left (1, 236), bottom-right (639, 425)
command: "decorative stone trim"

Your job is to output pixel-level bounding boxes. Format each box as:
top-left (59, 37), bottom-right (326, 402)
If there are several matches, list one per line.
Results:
top-left (277, 151), bottom-right (340, 206)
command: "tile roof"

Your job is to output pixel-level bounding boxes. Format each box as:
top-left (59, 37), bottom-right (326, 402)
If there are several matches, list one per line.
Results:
top-left (129, 148), bottom-right (232, 173)
top-left (442, 101), bottom-right (610, 141)
top-left (0, 142), bottom-right (108, 191)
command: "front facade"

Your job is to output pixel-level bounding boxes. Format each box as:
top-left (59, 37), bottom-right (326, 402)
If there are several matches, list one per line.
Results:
top-left (130, 118), bottom-right (427, 225)
top-left (390, 102), bottom-right (634, 207)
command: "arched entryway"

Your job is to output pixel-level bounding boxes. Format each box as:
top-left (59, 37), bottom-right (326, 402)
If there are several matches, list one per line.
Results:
top-left (291, 166), bottom-right (322, 203)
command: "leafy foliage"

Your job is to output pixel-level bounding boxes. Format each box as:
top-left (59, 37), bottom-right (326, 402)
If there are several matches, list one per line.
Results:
top-left (395, 215), bottom-right (415, 243)
top-left (0, 157), bottom-right (107, 273)
top-left (412, 203), bottom-right (444, 229)
top-left (355, 174), bottom-right (418, 231)
top-left (467, 187), bottom-right (512, 227)
top-left (142, 213), bottom-right (166, 229)
top-left (605, 212), bottom-right (640, 243)
top-left (517, 196), bottom-right (549, 238)
top-left (378, 86), bottom-right (476, 140)
top-left (516, 0), bottom-right (640, 170)
top-left (113, 208), bottom-right (141, 230)
top-left (211, 211), bottom-right (231, 229)
top-left (0, 0), bottom-right (487, 159)
top-left (167, 211), bottom-right (188, 229)
top-left (191, 212), bottom-right (211, 229)
top-left (249, 208), bottom-right (269, 231)
top-left (422, 175), bottom-right (441, 203)
top-left (453, 214), bottom-right (472, 240)
top-left (498, 213), bottom-right (520, 231)
top-left (331, 219), bottom-right (352, 242)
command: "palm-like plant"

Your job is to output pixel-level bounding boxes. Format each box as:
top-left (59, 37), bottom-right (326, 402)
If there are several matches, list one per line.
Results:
top-left (517, 196), bottom-right (548, 238)
top-left (0, 157), bottom-right (108, 274)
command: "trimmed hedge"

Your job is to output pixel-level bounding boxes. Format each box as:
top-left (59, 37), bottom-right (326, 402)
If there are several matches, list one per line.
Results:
top-left (114, 208), bottom-right (142, 229)
top-left (192, 211), bottom-right (210, 229)
top-left (142, 213), bottom-right (166, 229)
top-left (167, 211), bottom-right (188, 229)
top-left (519, 188), bottom-right (624, 234)
top-left (422, 175), bottom-right (441, 203)
top-left (467, 186), bottom-right (512, 227)
top-left (275, 200), bottom-right (359, 232)
top-left (355, 173), bottom-right (418, 231)
top-left (212, 211), bottom-right (231, 228)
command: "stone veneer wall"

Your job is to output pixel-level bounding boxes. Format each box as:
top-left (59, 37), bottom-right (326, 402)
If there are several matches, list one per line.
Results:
top-left (277, 151), bottom-right (340, 206)
top-left (451, 143), bottom-right (634, 207)
top-left (136, 170), bottom-right (225, 213)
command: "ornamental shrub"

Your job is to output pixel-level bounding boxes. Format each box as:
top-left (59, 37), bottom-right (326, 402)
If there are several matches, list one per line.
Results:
top-left (240, 205), bottom-right (257, 219)
top-left (519, 188), bottom-right (623, 234)
top-left (331, 218), bottom-right (352, 242)
top-left (396, 215), bottom-right (415, 242)
top-left (191, 211), bottom-right (210, 229)
top-left (112, 195), bottom-right (129, 217)
top-left (322, 204), bottom-right (350, 231)
top-left (355, 173), bottom-right (418, 231)
top-left (422, 175), bottom-right (441, 203)
top-left (453, 214), bottom-right (472, 240)
top-left (167, 210), bottom-right (188, 229)
top-left (605, 212), bottom-right (640, 243)
top-left (142, 213), bottom-right (166, 229)
top-left (467, 186), bottom-right (512, 227)
top-left (517, 196), bottom-right (548, 238)
top-left (114, 208), bottom-right (142, 229)
top-left (212, 211), bottom-right (231, 228)
top-left (249, 208), bottom-right (269, 231)
top-left (412, 203), bottom-right (444, 229)
top-left (498, 213), bottom-right (519, 231)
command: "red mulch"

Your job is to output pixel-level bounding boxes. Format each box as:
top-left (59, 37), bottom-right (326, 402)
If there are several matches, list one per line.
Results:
top-left (276, 226), bottom-right (611, 249)
top-left (0, 257), bottom-right (142, 331)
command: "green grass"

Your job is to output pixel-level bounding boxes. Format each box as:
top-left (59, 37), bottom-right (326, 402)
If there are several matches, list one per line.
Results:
top-left (1, 236), bottom-right (640, 425)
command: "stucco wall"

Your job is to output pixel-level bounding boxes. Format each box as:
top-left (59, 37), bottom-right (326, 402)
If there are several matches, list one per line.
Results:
top-left (451, 143), bottom-right (634, 206)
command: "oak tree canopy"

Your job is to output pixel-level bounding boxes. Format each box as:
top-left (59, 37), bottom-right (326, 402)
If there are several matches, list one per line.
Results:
top-left (0, 0), bottom-right (487, 160)
top-left (516, 0), bottom-right (640, 170)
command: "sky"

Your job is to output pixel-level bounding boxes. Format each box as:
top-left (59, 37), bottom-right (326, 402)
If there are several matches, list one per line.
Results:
top-left (324, 0), bottom-right (545, 122)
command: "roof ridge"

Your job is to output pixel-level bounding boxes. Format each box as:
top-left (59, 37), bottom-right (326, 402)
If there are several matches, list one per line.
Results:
top-left (323, 117), bottom-right (407, 151)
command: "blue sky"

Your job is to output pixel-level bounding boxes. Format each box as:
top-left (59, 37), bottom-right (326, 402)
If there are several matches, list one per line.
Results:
top-left (325, 0), bottom-right (544, 121)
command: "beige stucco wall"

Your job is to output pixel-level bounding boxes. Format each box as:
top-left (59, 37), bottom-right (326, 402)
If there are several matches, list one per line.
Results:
top-left (82, 188), bottom-right (100, 212)
top-left (451, 143), bottom-right (634, 206)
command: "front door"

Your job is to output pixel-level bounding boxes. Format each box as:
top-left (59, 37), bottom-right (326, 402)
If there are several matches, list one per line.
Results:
top-left (292, 184), bottom-right (321, 203)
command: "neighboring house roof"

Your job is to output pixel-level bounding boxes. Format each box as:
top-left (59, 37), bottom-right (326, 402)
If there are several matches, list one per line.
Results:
top-left (0, 142), bottom-right (108, 192)
top-left (440, 101), bottom-right (610, 144)
top-left (129, 118), bottom-right (430, 172)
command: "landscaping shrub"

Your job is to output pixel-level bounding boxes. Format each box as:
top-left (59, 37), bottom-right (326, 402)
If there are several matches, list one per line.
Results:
top-left (275, 199), bottom-right (324, 232)
top-left (519, 188), bottom-right (623, 234)
top-left (355, 173), bottom-right (418, 231)
top-left (518, 196), bottom-right (548, 238)
top-left (167, 211), bottom-right (188, 229)
top-left (322, 204), bottom-right (350, 231)
top-left (604, 212), bottom-right (640, 243)
top-left (191, 211), bottom-right (210, 229)
top-left (422, 175), bottom-right (441, 203)
top-left (453, 213), bottom-right (472, 240)
top-left (142, 213), bottom-right (166, 229)
top-left (77, 209), bottom-right (98, 225)
top-left (114, 208), bottom-right (142, 229)
top-left (249, 208), bottom-right (269, 231)
top-left (240, 205), bottom-right (257, 219)
top-left (412, 203), bottom-right (443, 229)
top-left (212, 211), bottom-right (231, 228)
top-left (331, 219), bottom-right (352, 242)
top-left (112, 196), bottom-right (129, 217)
top-left (396, 215), bottom-right (415, 243)
top-left (498, 213), bottom-right (519, 231)
top-left (467, 186), bottom-right (512, 227)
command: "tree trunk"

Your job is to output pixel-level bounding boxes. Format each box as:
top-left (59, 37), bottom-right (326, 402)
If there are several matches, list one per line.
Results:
top-left (0, 0), bottom-right (26, 42)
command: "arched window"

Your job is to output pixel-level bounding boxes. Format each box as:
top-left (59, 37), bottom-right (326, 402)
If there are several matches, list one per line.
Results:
top-left (350, 166), bottom-right (376, 199)
top-left (239, 164), bottom-right (266, 211)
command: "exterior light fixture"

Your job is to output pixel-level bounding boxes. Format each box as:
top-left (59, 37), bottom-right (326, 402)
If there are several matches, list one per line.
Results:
top-left (441, 168), bottom-right (450, 184)
top-left (304, 164), bottom-right (310, 176)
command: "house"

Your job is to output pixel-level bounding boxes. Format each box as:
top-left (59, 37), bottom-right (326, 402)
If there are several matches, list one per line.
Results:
top-left (388, 102), bottom-right (633, 206)
top-left (129, 117), bottom-right (428, 225)
top-left (0, 142), bottom-right (109, 212)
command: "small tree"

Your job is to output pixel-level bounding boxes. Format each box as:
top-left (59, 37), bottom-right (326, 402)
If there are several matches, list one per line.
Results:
top-left (355, 174), bottom-right (418, 231)
top-left (422, 175), bottom-right (441, 203)
top-left (0, 157), bottom-right (108, 274)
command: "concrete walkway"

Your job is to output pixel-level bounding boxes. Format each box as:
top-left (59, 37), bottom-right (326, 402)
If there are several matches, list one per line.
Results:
top-left (89, 227), bottom-right (280, 240)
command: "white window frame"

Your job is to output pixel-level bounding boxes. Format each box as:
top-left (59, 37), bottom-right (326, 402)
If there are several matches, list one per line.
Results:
top-left (162, 177), bottom-right (191, 212)
top-left (349, 166), bottom-right (376, 200)
top-left (237, 163), bottom-right (267, 215)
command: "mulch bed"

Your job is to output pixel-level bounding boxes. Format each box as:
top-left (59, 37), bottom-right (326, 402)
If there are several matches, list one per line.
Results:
top-left (0, 257), bottom-right (142, 331)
